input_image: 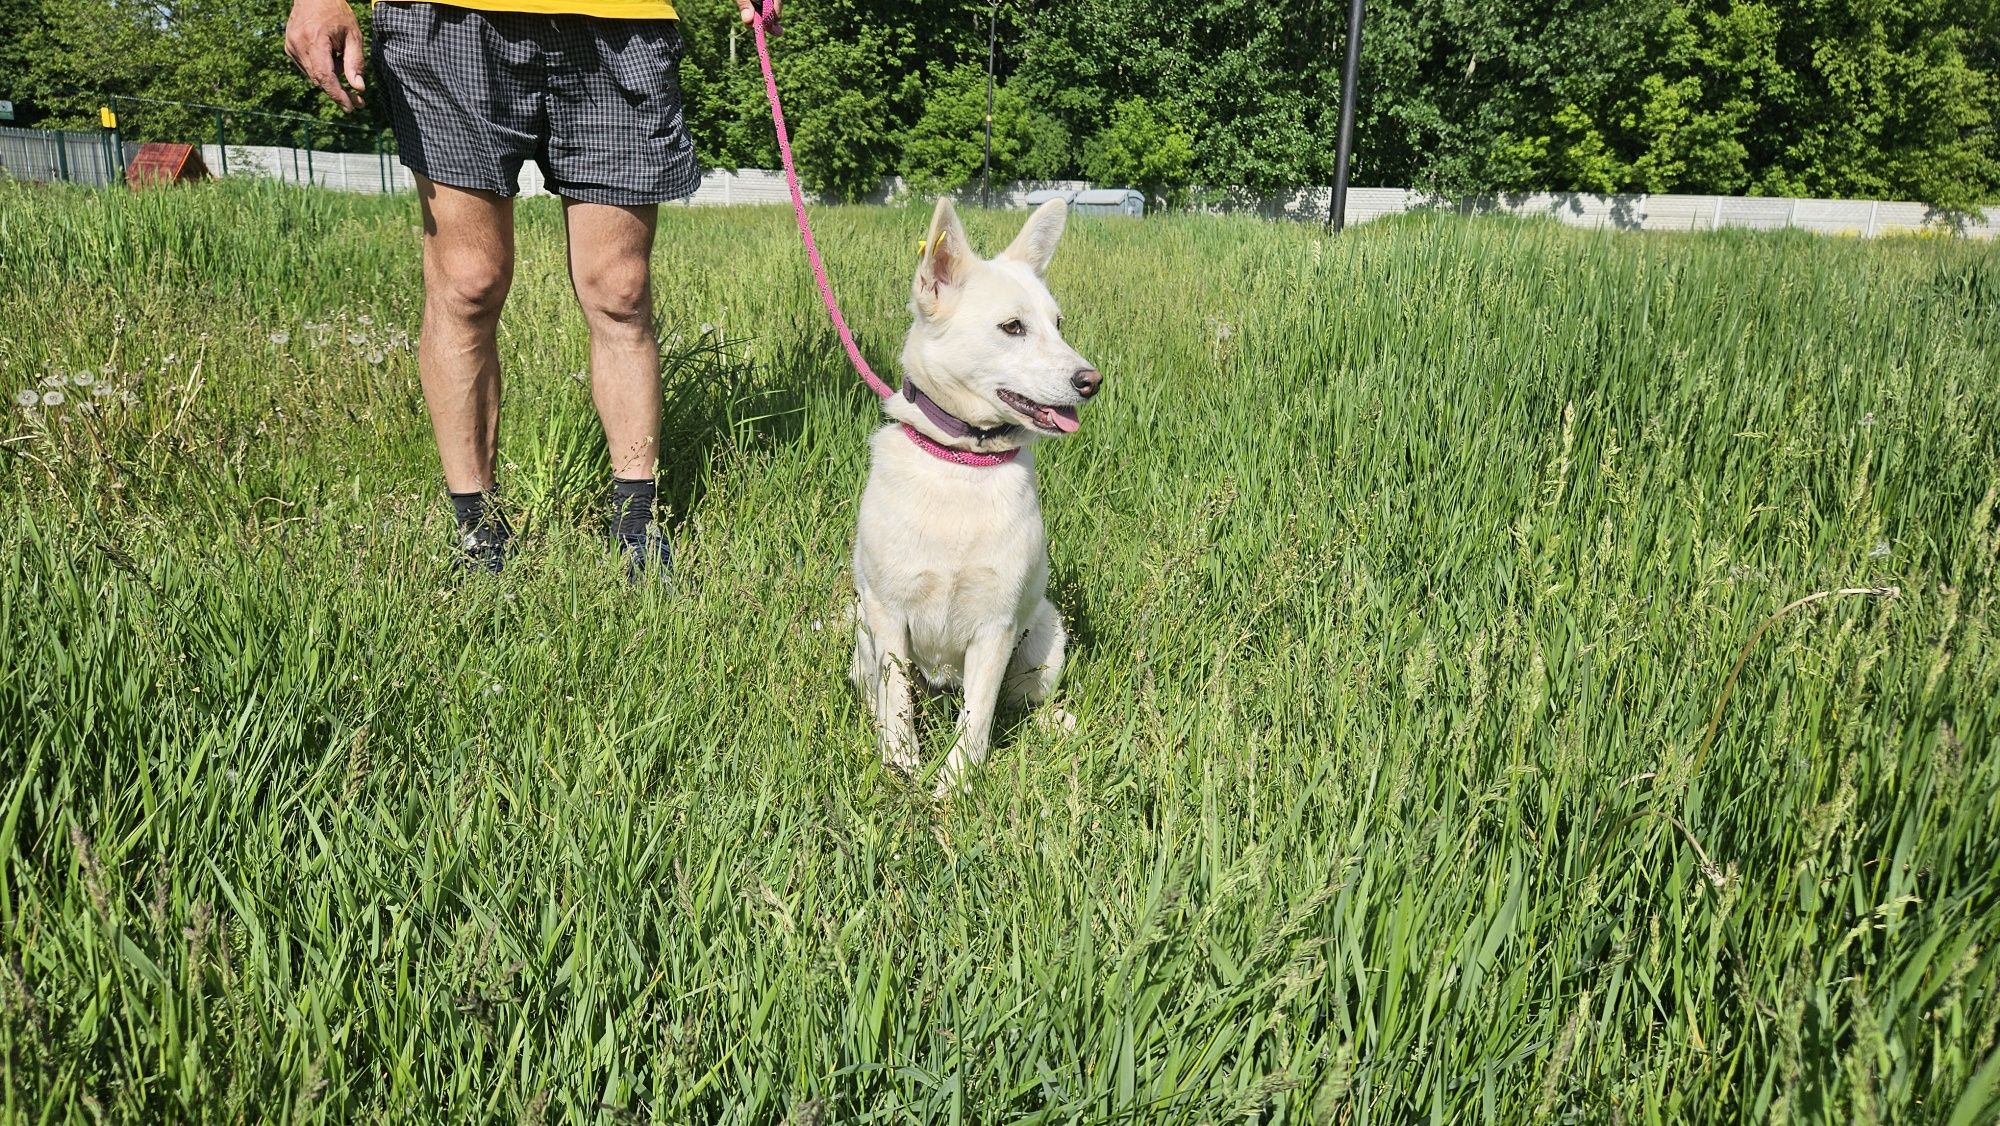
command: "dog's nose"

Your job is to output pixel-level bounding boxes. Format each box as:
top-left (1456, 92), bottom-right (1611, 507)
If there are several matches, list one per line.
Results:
top-left (1071, 368), bottom-right (1102, 398)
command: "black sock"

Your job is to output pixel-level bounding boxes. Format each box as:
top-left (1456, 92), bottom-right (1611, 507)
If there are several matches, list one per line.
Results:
top-left (449, 489), bottom-right (487, 530)
top-left (610, 476), bottom-right (656, 542)
top-left (449, 488), bottom-right (511, 536)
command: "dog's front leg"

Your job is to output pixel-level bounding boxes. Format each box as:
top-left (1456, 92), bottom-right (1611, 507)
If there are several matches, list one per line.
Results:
top-left (934, 625), bottom-right (1016, 798)
top-left (855, 596), bottom-right (920, 776)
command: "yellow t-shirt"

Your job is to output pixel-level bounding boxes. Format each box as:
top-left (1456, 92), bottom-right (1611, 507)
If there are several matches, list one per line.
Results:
top-left (377, 0), bottom-right (678, 19)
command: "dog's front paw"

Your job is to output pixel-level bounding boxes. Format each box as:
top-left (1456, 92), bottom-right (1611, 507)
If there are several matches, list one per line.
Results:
top-left (881, 741), bottom-right (921, 779)
top-left (1036, 707), bottom-right (1078, 734)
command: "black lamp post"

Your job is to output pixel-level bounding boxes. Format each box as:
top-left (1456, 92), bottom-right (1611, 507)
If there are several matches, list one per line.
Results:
top-left (981, 2), bottom-right (997, 208)
top-left (1328, 0), bottom-right (1364, 233)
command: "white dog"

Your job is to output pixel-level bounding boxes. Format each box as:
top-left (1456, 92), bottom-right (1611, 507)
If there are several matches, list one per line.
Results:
top-left (849, 197), bottom-right (1102, 796)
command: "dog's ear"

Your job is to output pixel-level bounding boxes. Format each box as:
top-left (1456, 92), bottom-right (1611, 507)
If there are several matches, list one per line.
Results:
top-left (914, 197), bottom-right (976, 317)
top-left (999, 197), bottom-right (1068, 276)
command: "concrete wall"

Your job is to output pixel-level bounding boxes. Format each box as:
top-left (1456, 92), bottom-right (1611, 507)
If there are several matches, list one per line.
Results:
top-left (1237, 185), bottom-right (1995, 238)
top-left (197, 144), bottom-right (416, 194)
top-left (6, 126), bottom-right (1992, 238)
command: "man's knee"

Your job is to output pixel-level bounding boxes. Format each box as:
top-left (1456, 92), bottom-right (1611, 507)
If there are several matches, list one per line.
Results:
top-left (575, 260), bottom-right (653, 332)
top-left (427, 254), bottom-right (512, 324)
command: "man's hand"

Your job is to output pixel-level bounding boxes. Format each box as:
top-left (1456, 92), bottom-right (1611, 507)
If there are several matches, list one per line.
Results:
top-left (734, 0), bottom-right (780, 36)
top-left (285, 0), bottom-right (367, 111)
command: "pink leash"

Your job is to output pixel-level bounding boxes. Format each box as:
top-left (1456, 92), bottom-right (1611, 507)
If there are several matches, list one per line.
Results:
top-left (748, 9), bottom-right (1018, 467)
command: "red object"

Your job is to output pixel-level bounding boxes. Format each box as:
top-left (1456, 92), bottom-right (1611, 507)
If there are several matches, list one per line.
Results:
top-left (901, 424), bottom-right (1020, 467)
top-left (126, 142), bottom-right (209, 186)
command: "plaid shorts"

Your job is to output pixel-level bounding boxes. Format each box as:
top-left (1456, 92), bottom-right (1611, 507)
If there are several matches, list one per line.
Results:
top-left (372, 2), bottom-right (700, 205)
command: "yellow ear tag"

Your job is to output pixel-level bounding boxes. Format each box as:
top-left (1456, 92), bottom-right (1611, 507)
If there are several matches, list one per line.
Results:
top-left (918, 237), bottom-right (928, 256)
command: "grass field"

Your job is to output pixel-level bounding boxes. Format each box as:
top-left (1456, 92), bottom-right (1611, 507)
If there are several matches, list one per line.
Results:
top-left (1, 179), bottom-right (1998, 1124)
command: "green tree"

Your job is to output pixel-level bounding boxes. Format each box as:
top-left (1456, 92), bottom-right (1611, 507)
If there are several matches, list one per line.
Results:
top-left (673, 0), bottom-right (951, 196)
top-left (0, 0), bottom-right (42, 123)
top-left (1081, 96), bottom-right (1194, 207)
top-left (1015, 108), bottom-right (1070, 179)
top-left (1009, 0), bottom-right (1344, 193)
top-left (7, 0), bottom-right (386, 146)
top-left (900, 64), bottom-right (1059, 194)
top-left (2, 0), bottom-right (1994, 209)
top-left (1758, 0), bottom-right (1998, 210)
top-left (779, 28), bottom-right (912, 200)
top-left (1355, 0), bottom-right (2000, 209)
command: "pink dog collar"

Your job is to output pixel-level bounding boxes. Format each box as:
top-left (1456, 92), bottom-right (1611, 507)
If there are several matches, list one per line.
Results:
top-left (902, 424), bottom-right (1019, 467)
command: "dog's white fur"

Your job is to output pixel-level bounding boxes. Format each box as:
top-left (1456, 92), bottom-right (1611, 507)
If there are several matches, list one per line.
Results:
top-left (849, 197), bottom-right (1097, 797)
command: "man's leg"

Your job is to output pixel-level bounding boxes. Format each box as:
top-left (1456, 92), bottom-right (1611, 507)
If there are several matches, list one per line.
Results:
top-left (418, 174), bottom-right (514, 493)
top-left (564, 199), bottom-right (660, 478)
top-left (563, 198), bottom-right (668, 573)
top-left (417, 175), bottom-right (516, 570)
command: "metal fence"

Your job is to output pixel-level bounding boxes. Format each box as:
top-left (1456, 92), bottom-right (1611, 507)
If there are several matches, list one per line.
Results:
top-left (0, 126), bottom-right (132, 186)
top-left (4, 124), bottom-right (1993, 239)
top-left (0, 126), bottom-right (403, 192)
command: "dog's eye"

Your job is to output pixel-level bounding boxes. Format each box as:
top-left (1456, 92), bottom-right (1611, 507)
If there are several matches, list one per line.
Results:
top-left (999, 319), bottom-right (1026, 337)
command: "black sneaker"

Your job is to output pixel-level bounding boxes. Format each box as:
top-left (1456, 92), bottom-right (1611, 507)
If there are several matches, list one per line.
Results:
top-left (459, 519), bottom-right (514, 574)
top-left (617, 524), bottom-right (672, 583)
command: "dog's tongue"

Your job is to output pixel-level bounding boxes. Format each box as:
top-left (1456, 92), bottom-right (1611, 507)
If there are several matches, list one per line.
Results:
top-left (1043, 405), bottom-right (1081, 433)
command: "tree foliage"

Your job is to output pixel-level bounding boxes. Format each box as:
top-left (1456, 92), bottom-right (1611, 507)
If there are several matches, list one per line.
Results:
top-left (1358, 0), bottom-right (1999, 210)
top-left (4, 0), bottom-right (386, 145)
top-left (900, 64), bottom-right (1064, 194)
top-left (674, 0), bottom-right (924, 200)
top-left (1, 0), bottom-right (1994, 209)
top-left (1081, 97), bottom-right (1195, 207)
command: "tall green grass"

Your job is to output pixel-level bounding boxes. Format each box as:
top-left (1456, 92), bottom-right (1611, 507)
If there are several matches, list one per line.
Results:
top-left (1, 178), bottom-right (1997, 1124)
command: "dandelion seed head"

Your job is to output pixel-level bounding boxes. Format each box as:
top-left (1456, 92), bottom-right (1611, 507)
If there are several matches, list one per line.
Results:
top-left (41, 374), bottom-right (65, 387)
top-left (93, 383), bottom-right (114, 397)
top-left (347, 332), bottom-right (368, 346)
top-left (357, 314), bottom-right (374, 326)
top-left (14, 389), bottom-right (38, 408)
top-left (368, 351), bottom-right (385, 365)
top-left (71, 371), bottom-right (94, 386)
top-left (42, 390), bottom-right (65, 407)
top-left (699, 322), bottom-right (715, 335)
top-left (269, 330), bottom-right (291, 346)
